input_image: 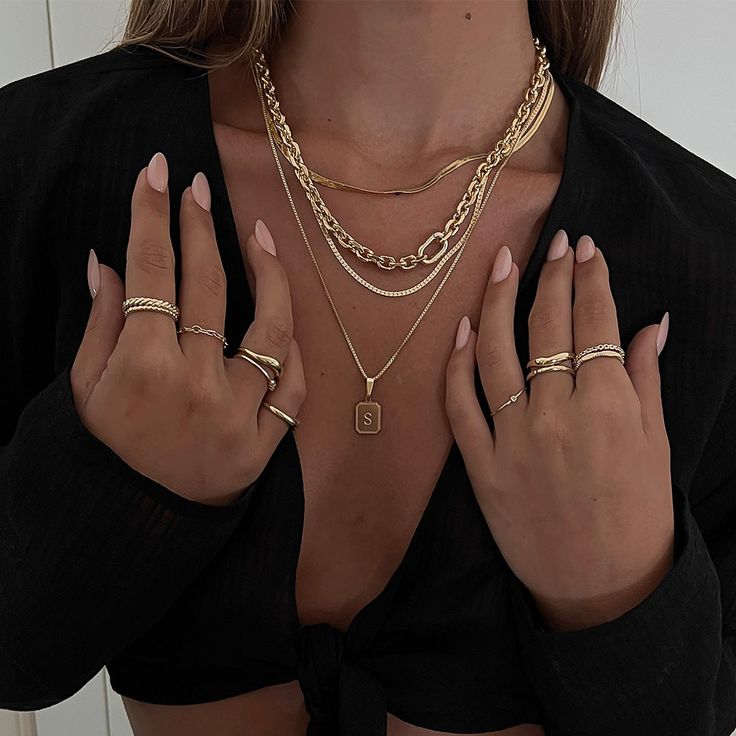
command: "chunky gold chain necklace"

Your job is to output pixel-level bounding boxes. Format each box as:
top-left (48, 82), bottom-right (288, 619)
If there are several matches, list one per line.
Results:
top-left (251, 36), bottom-right (550, 273)
top-left (260, 83), bottom-right (520, 434)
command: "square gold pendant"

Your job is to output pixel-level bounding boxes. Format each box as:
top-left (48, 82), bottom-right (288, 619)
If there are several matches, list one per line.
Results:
top-left (355, 401), bottom-right (381, 434)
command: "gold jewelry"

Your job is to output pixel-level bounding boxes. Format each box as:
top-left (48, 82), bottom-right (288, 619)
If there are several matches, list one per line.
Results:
top-left (176, 324), bottom-right (228, 349)
top-left (266, 74), bottom-right (555, 196)
top-left (573, 349), bottom-right (625, 371)
top-left (253, 65), bottom-right (536, 300)
top-left (251, 36), bottom-right (550, 273)
top-left (526, 350), bottom-right (575, 369)
top-left (573, 343), bottom-right (625, 370)
top-left (236, 346), bottom-right (283, 379)
top-left (265, 86), bottom-right (517, 434)
top-left (122, 297), bottom-right (179, 321)
top-left (489, 387), bottom-right (526, 416)
top-left (526, 364), bottom-right (577, 381)
top-left (261, 400), bottom-right (300, 430)
top-left (235, 352), bottom-right (278, 391)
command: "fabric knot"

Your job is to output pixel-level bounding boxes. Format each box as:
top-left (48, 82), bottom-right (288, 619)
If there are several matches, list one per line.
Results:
top-left (297, 623), bottom-right (387, 736)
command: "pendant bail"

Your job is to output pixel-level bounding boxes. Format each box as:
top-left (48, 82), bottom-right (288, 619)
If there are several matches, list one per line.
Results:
top-left (365, 376), bottom-right (375, 402)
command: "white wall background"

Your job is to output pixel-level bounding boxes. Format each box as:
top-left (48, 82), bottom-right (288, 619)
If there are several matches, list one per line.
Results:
top-left (0, 1), bottom-right (734, 735)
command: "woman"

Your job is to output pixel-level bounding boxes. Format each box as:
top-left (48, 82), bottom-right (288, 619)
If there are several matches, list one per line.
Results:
top-left (1, 0), bottom-right (735, 734)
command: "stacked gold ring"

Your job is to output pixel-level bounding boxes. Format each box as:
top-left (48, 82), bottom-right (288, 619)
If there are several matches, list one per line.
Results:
top-left (122, 297), bottom-right (179, 322)
top-left (525, 350), bottom-right (575, 382)
top-left (235, 346), bottom-right (283, 392)
top-left (573, 343), bottom-right (625, 370)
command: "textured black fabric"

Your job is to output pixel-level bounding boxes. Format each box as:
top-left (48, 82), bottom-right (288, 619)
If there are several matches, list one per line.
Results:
top-left (1, 43), bottom-right (736, 735)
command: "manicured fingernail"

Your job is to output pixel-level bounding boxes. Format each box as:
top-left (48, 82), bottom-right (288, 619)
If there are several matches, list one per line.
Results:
top-left (491, 245), bottom-right (512, 283)
top-left (87, 248), bottom-right (100, 298)
top-left (146, 151), bottom-right (168, 193)
top-left (575, 235), bottom-right (595, 263)
top-left (546, 229), bottom-right (569, 261)
top-left (656, 311), bottom-right (669, 356)
top-left (455, 315), bottom-right (471, 350)
top-left (191, 172), bottom-right (211, 211)
top-left (254, 218), bottom-right (277, 256)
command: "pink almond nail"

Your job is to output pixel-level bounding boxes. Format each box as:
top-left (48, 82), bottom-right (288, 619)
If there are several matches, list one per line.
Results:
top-left (491, 245), bottom-right (513, 283)
top-left (146, 151), bottom-right (168, 193)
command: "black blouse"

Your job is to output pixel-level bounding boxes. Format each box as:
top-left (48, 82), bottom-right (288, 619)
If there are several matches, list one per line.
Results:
top-left (1, 43), bottom-right (736, 736)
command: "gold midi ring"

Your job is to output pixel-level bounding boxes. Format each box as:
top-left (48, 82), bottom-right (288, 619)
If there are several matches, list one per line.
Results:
top-left (177, 324), bottom-right (228, 349)
top-left (573, 349), bottom-right (625, 371)
top-left (235, 353), bottom-right (278, 391)
top-left (526, 364), bottom-right (577, 381)
top-left (489, 387), bottom-right (525, 417)
top-left (122, 297), bottom-right (180, 322)
top-left (236, 346), bottom-right (283, 379)
top-left (261, 400), bottom-right (300, 430)
top-left (573, 343), bottom-right (624, 369)
top-left (525, 351), bottom-right (575, 369)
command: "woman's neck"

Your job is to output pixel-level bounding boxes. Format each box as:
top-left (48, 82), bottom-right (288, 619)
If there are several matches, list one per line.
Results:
top-left (269, 0), bottom-right (541, 165)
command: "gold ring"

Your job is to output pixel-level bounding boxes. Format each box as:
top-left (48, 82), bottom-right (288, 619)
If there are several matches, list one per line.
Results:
top-left (237, 346), bottom-right (283, 379)
top-left (262, 400), bottom-right (299, 430)
top-left (489, 387), bottom-right (525, 416)
top-left (525, 351), bottom-right (574, 369)
top-left (235, 353), bottom-right (278, 391)
top-left (573, 343), bottom-right (624, 369)
top-left (177, 324), bottom-right (228, 349)
top-left (122, 297), bottom-right (180, 321)
top-left (526, 364), bottom-right (576, 381)
top-left (573, 350), bottom-right (625, 371)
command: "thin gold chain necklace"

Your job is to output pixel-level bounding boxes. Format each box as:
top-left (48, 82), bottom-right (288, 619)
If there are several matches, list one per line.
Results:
top-left (262, 92), bottom-right (519, 434)
top-left (251, 59), bottom-right (550, 298)
top-left (252, 36), bottom-right (550, 273)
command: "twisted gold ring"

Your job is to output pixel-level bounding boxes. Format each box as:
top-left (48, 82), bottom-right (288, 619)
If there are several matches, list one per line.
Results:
top-left (122, 296), bottom-right (179, 322)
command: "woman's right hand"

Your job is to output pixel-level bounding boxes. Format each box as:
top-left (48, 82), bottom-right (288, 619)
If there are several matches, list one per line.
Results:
top-left (70, 151), bottom-right (307, 506)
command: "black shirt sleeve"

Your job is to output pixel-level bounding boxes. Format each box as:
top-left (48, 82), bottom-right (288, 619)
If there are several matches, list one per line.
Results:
top-left (0, 74), bottom-right (259, 711)
top-left (508, 368), bottom-right (736, 736)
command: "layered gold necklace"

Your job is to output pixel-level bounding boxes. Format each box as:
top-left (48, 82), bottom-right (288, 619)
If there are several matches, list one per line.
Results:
top-left (250, 38), bottom-right (552, 433)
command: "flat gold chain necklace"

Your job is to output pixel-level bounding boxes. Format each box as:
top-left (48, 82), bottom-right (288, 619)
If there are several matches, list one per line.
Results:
top-left (262, 89), bottom-right (520, 434)
top-left (269, 73), bottom-right (554, 196)
top-left (252, 36), bottom-right (550, 273)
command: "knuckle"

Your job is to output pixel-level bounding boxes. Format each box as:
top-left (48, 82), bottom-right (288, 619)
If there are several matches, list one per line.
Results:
top-left (264, 318), bottom-right (293, 351)
top-left (130, 237), bottom-right (174, 275)
top-left (529, 412), bottom-right (572, 449)
top-left (127, 345), bottom-right (176, 386)
top-left (195, 262), bottom-right (227, 297)
top-left (477, 338), bottom-right (506, 371)
top-left (576, 296), bottom-right (609, 323)
top-left (528, 303), bottom-right (563, 331)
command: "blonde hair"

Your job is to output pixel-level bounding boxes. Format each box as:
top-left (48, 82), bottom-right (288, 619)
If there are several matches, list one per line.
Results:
top-left (117, 0), bottom-right (621, 90)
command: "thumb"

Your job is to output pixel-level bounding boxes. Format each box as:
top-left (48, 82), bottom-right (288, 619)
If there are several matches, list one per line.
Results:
top-left (71, 250), bottom-right (125, 405)
top-left (625, 311), bottom-right (669, 437)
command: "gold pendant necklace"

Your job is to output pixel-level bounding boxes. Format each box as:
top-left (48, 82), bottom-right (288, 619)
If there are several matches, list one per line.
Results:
top-left (259, 78), bottom-right (519, 433)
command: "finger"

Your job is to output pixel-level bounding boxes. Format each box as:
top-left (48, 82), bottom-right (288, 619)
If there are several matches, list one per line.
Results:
top-left (477, 246), bottom-right (528, 428)
top-left (71, 258), bottom-right (125, 404)
top-left (226, 221), bottom-right (295, 407)
top-left (571, 235), bottom-right (630, 393)
top-left (176, 173), bottom-right (228, 374)
top-left (625, 314), bottom-right (669, 437)
top-left (446, 317), bottom-right (495, 466)
top-left (527, 229), bottom-right (575, 410)
top-left (124, 152), bottom-right (179, 349)
top-left (257, 337), bottom-right (307, 447)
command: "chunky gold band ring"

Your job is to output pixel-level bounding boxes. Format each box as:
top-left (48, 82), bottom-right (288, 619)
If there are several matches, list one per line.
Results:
top-left (525, 351), bottom-right (575, 369)
top-left (235, 353), bottom-right (277, 391)
top-left (122, 297), bottom-right (180, 322)
top-left (489, 387), bottom-right (525, 416)
top-left (261, 400), bottom-right (299, 430)
top-left (237, 346), bottom-right (283, 379)
top-left (526, 364), bottom-right (577, 381)
top-left (177, 324), bottom-right (228, 349)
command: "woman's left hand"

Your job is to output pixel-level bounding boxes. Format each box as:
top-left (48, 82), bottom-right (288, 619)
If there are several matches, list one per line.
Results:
top-left (445, 230), bottom-right (674, 632)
